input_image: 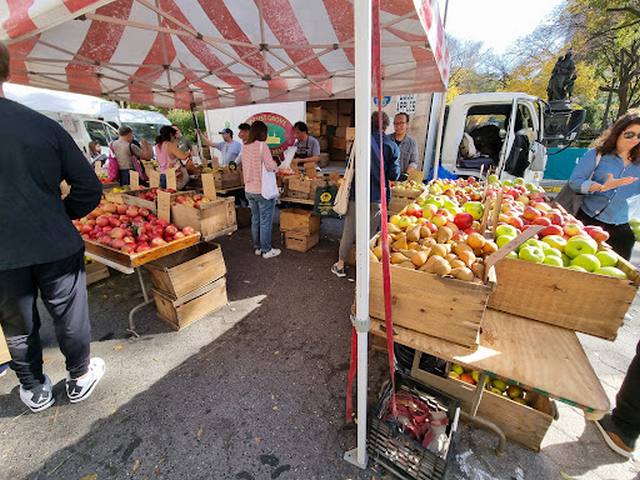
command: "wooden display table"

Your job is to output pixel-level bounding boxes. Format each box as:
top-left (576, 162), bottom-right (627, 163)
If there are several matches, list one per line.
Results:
top-left (279, 196), bottom-right (315, 206)
top-left (370, 309), bottom-right (609, 414)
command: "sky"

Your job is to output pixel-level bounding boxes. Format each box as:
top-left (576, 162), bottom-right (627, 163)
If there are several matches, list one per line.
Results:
top-left (439, 0), bottom-right (565, 54)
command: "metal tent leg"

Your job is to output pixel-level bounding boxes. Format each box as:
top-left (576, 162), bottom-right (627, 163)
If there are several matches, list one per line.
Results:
top-left (127, 267), bottom-right (153, 338)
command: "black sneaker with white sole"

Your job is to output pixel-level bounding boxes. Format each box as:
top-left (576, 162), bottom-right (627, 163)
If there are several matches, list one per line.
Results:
top-left (19, 374), bottom-right (55, 413)
top-left (66, 357), bottom-right (106, 404)
top-left (331, 263), bottom-right (346, 278)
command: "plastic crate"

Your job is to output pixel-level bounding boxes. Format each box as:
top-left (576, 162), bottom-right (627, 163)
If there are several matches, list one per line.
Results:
top-left (368, 373), bottom-right (460, 480)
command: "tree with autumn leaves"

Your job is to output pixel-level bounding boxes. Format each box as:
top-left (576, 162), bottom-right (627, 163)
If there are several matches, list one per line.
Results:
top-left (447, 0), bottom-right (640, 132)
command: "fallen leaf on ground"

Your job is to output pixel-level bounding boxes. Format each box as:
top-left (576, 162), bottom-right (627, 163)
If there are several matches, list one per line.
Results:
top-left (113, 344), bottom-right (124, 352)
top-left (132, 459), bottom-right (141, 473)
top-left (80, 474), bottom-right (97, 480)
top-left (196, 426), bottom-right (204, 439)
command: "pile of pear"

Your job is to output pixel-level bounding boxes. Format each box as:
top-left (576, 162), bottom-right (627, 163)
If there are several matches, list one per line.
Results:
top-left (370, 220), bottom-right (498, 283)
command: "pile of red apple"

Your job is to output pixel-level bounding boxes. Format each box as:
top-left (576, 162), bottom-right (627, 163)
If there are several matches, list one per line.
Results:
top-left (131, 187), bottom-right (177, 202)
top-left (73, 201), bottom-right (195, 255)
top-left (173, 193), bottom-right (212, 209)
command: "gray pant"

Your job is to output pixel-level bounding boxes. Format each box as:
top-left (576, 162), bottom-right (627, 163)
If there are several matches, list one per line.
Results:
top-left (338, 200), bottom-right (381, 261)
top-left (0, 249), bottom-right (91, 389)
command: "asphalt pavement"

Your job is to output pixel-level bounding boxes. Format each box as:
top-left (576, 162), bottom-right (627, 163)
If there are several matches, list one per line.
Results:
top-left (0, 217), bottom-right (639, 480)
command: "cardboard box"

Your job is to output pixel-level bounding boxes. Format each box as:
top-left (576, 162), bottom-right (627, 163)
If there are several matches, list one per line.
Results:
top-left (338, 114), bottom-right (352, 127)
top-left (308, 120), bottom-right (323, 137)
top-left (333, 137), bottom-right (347, 151)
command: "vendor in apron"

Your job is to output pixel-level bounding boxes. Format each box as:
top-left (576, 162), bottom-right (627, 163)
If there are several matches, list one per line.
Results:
top-left (291, 121), bottom-right (321, 171)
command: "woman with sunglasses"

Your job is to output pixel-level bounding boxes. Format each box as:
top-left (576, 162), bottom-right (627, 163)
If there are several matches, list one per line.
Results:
top-left (568, 110), bottom-right (640, 260)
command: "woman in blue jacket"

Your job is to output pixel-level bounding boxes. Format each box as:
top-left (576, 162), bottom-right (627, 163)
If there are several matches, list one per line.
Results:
top-left (569, 111), bottom-right (640, 260)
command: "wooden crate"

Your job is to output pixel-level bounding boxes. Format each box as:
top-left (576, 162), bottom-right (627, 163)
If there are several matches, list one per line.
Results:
top-left (285, 176), bottom-right (324, 200)
top-left (284, 231), bottom-right (320, 252)
top-left (84, 233), bottom-right (201, 269)
top-left (85, 260), bottom-right (109, 286)
top-left (171, 197), bottom-right (237, 241)
top-left (369, 259), bottom-right (496, 348)
top-left (215, 169), bottom-right (243, 189)
top-left (122, 189), bottom-right (195, 214)
top-left (488, 255), bottom-right (640, 340)
top-left (152, 277), bottom-right (228, 331)
top-left (280, 208), bottom-right (321, 234)
top-left (145, 242), bottom-right (226, 299)
top-left (411, 365), bottom-right (556, 452)
top-left (0, 325), bottom-right (11, 365)
top-left (388, 189), bottom-right (422, 215)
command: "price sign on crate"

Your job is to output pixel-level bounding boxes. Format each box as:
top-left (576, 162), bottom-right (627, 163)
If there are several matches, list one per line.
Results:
top-left (149, 170), bottom-right (160, 188)
top-left (157, 190), bottom-right (172, 223)
top-left (202, 173), bottom-right (217, 200)
top-left (130, 170), bottom-right (139, 189)
top-left (166, 169), bottom-right (177, 191)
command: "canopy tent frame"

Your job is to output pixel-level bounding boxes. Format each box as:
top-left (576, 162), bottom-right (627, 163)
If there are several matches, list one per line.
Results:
top-left (0, 0), bottom-right (449, 471)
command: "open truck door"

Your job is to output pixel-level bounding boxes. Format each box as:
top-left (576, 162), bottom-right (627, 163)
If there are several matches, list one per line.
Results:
top-left (496, 98), bottom-right (518, 177)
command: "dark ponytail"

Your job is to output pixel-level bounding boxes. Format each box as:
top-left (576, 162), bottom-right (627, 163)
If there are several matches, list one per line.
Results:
top-left (156, 125), bottom-right (176, 145)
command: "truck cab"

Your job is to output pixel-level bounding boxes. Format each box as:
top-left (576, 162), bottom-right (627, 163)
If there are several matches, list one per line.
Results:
top-left (441, 92), bottom-right (548, 183)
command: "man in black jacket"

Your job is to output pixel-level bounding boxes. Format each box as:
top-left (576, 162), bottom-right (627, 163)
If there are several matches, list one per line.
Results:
top-left (0, 43), bottom-right (105, 412)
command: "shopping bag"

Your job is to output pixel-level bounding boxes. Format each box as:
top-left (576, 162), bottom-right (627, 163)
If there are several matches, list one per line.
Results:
top-left (260, 142), bottom-right (279, 200)
top-left (556, 153), bottom-right (601, 215)
top-left (313, 183), bottom-right (339, 218)
top-left (333, 144), bottom-right (355, 215)
top-left (106, 142), bottom-right (119, 182)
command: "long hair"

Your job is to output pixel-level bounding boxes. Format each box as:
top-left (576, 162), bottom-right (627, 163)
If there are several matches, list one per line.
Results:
top-left (155, 125), bottom-right (176, 145)
top-left (594, 110), bottom-right (640, 163)
top-left (247, 120), bottom-right (268, 144)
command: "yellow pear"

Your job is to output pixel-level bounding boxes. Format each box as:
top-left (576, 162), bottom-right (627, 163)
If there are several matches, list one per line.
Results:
top-left (471, 262), bottom-right (486, 280)
top-left (369, 250), bottom-right (379, 262)
top-left (392, 236), bottom-right (408, 252)
top-left (453, 241), bottom-right (474, 257)
top-left (458, 249), bottom-right (477, 267)
top-left (398, 261), bottom-right (416, 270)
top-left (372, 245), bottom-right (382, 260)
top-left (451, 267), bottom-right (475, 282)
top-left (425, 256), bottom-right (452, 276)
top-left (430, 244), bottom-right (448, 258)
top-left (407, 225), bottom-right (421, 243)
top-left (420, 226), bottom-right (433, 239)
top-left (449, 259), bottom-right (466, 269)
top-left (387, 223), bottom-right (402, 234)
top-left (391, 252), bottom-right (409, 264)
top-left (445, 253), bottom-right (457, 263)
top-left (436, 226), bottom-right (453, 244)
top-left (410, 250), bottom-right (429, 268)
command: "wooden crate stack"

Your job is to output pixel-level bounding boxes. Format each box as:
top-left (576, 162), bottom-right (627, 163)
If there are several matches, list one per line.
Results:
top-left (171, 194), bottom-right (237, 241)
top-left (145, 243), bottom-right (228, 330)
top-left (280, 209), bottom-right (321, 252)
top-left (85, 258), bottom-right (109, 286)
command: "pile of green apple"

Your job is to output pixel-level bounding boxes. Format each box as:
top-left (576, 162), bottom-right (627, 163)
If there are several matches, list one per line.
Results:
top-left (449, 363), bottom-right (531, 406)
top-left (631, 218), bottom-right (640, 242)
top-left (496, 224), bottom-right (628, 278)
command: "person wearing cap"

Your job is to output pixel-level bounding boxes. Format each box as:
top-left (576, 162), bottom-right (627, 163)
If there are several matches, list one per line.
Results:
top-left (199, 128), bottom-right (242, 167)
top-left (291, 121), bottom-right (321, 170)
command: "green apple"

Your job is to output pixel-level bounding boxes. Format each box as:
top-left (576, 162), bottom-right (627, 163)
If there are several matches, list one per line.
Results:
top-left (502, 180), bottom-right (513, 187)
top-left (571, 254), bottom-right (601, 272)
top-left (567, 265), bottom-right (587, 272)
top-left (565, 236), bottom-right (598, 258)
top-left (561, 253), bottom-right (571, 266)
top-left (507, 250), bottom-right (518, 259)
top-left (513, 177), bottom-right (525, 186)
top-left (542, 235), bottom-right (567, 251)
top-left (544, 247), bottom-right (562, 258)
top-left (497, 235), bottom-right (516, 248)
top-left (451, 364), bottom-right (464, 375)
top-left (596, 250), bottom-right (618, 268)
top-left (522, 238), bottom-right (543, 249)
top-left (463, 201), bottom-right (484, 220)
top-left (421, 203), bottom-right (438, 219)
top-left (492, 379), bottom-right (508, 391)
top-left (496, 224), bottom-right (518, 238)
top-left (425, 195), bottom-right (445, 208)
top-left (543, 255), bottom-right (564, 267)
top-left (595, 266), bottom-right (628, 279)
top-left (487, 174), bottom-right (499, 185)
top-left (519, 245), bottom-right (545, 263)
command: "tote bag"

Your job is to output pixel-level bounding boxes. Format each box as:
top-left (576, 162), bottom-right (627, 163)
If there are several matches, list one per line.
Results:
top-left (556, 153), bottom-right (601, 215)
top-left (260, 142), bottom-right (279, 200)
top-left (333, 143), bottom-right (355, 215)
top-left (106, 142), bottom-right (120, 182)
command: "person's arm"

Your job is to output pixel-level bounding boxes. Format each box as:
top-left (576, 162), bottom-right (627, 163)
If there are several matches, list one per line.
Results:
top-left (262, 142), bottom-right (278, 172)
top-left (57, 127), bottom-right (102, 219)
top-left (386, 142), bottom-right (402, 182)
top-left (197, 129), bottom-right (214, 148)
top-left (166, 141), bottom-right (190, 161)
top-left (568, 149), bottom-right (599, 193)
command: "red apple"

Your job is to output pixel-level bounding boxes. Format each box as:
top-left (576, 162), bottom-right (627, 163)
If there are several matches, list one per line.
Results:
top-left (110, 227), bottom-right (125, 239)
top-left (98, 235), bottom-right (112, 246)
top-left (453, 212), bottom-right (474, 230)
top-left (522, 206), bottom-right (541, 221)
top-left (150, 237), bottom-right (167, 248)
top-left (563, 223), bottom-right (583, 237)
top-left (164, 225), bottom-right (178, 237)
top-left (532, 217), bottom-right (552, 227)
top-left (136, 243), bottom-right (150, 253)
top-left (116, 204), bottom-right (128, 215)
top-left (181, 226), bottom-right (195, 235)
top-left (506, 216), bottom-right (525, 230)
top-left (584, 225), bottom-right (610, 243)
top-left (122, 236), bottom-right (135, 244)
top-left (173, 231), bottom-right (185, 239)
top-left (139, 208), bottom-right (150, 218)
top-left (539, 225), bottom-right (564, 237)
top-left (121, 244), bottom-right (136, 254)
top-left (126, 206), bottom-right (139, 218)
top-left (96, 215), bottom-right (109, 227)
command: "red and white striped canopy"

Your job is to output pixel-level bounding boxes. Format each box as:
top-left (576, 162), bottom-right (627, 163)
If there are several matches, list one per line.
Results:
top-left (0, 0), bottom-right (448, 109)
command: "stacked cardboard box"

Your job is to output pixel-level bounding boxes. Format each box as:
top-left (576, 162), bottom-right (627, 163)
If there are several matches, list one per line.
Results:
top-left (306, 100), bottom-right (354, 163)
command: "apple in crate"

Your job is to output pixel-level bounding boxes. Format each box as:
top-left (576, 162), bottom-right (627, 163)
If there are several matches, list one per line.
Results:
top-left (596, 250), bottom-right (618, 267)
top-left (584, 225), bottom-right (610, 244)
top-left (563, 223), bottom-right (584, 237)
top-left (463, 201), bottom-right (484, 220)
top-left (519, 245), bottom-right (545, 263)
top-left (565, 236), bottom-right (597, 258)
top-left (542, 235), bottom-right (567, 251)
top-left (571, 253), bottom-right (601, 272)
top-left (453, 212), bottom-right (474, 230)
top-left (595, 266), bottom-right (628, 279)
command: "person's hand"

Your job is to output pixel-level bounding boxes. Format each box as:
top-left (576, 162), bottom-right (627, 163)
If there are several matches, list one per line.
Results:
top-left (600, 173), bottom-right (639, 192)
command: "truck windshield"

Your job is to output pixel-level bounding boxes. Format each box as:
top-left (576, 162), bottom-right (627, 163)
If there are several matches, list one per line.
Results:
top-left (123, 122), bottom-right (163, 144)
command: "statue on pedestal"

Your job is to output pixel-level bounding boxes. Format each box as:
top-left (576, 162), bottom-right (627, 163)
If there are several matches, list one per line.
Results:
top-left (547, 51), bottom-right (577, 103)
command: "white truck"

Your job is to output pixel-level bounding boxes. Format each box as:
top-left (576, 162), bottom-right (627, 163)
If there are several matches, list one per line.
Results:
top-left (118, 108), bottom-right (172, 144)
top-left (438, 92), bottom-right (584, 183)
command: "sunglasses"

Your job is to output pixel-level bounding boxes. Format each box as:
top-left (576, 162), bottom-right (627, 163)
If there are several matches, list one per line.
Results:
top-left (622, 131), bottom-right (640, 140)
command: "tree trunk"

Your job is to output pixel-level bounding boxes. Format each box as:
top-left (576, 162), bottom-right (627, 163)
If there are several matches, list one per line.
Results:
top-left (617, 79), bottom-right (630, 118)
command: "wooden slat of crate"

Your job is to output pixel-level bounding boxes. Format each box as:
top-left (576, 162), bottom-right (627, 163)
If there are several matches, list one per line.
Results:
top-left (280, 208), bottom-right (321, 234)
top-left (152, 277), bottom-right (227, 331)
top-left (284, 231), bottom-right (319, 252)
top-left (85, 261), bottom-right (109, 286)
top-left (369, 261), bottom-right (495, 348)
top-left (145, 242), bottom-right (226, 299)
top-left (171, 197), bottom-right (237, 241)
top-left (411, 365), bottom-right (555, 452)
top-left (84, 233), bottom-right (201, 269)
top-left (0, 325), bottom-right (11, 364)
top-left (488, 256), bottom-right (640, 340)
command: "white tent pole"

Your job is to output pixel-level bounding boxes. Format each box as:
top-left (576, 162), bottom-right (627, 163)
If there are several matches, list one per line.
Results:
top-left (344, 0), bottom-right (372, 470)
